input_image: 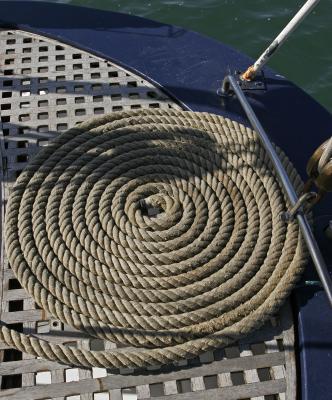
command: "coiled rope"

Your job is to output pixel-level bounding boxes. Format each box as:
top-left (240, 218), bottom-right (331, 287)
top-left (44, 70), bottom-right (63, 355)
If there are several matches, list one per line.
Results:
top-left (4, 109), bottom-right (307, 369)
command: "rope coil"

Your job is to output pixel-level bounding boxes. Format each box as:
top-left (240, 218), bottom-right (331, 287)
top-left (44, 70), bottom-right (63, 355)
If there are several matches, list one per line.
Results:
top-left (4, 109), bottom-right (307, 369)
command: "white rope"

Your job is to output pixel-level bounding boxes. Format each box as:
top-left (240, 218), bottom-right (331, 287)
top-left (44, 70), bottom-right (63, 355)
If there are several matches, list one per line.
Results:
top-left (3, 109), bottom-right (308, 369)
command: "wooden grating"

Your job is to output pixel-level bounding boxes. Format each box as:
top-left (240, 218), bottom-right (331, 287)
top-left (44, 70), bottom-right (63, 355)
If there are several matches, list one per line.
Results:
top-left (0, 29), bottom-right (296, 400)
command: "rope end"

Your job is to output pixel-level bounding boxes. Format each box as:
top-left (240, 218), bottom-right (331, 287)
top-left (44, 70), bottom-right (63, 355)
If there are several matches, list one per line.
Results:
top-left (241, 65), bottom-right (256, 81)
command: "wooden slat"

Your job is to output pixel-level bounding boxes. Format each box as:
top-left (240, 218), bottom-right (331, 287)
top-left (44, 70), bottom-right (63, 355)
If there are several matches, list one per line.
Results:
top-left (150, 379), bottom-right (286, 400)
top-left (281, 303), bottom-right (297, 400)
top-left (163, 381), bottom-right (178, 396)
top-left (265, 340), bottom-right (285, 378)
top-left (3, 269), bottom-right (15, 280)
top-left (0, 352), bottom-right (286, 399)
top-left (1, 310), bottom-right (44, 324)
top-left (0, 351), bottom-right (285, 378)
top-left (0, 359), bottom-right (67, 380)
top-left (79, 339), bottom-right (93, 400)
top-left (109, 388), bottom-right (122, 400)
top-left (22, 298), bottom-right (37, 389)
top-left (191, 376), bottom-right (204, 392)
top-left (217, 372), bottom-right (232, 388)
top-left (241, 345), bottom-right (264, 400)
top-left (141, 380), bottom-right (286, 400)
top-left (137, 385), bottom-right (150, 400)
top-left (51, 367), bottom-right (65, 400)
top-left (4, 289), bottom-right (30, 301)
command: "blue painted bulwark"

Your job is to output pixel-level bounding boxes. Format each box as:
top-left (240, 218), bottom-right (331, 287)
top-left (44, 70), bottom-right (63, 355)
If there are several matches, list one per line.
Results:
top-left (0, 2), bottom-right (331, 398)
top-left (296, 288), bottom-right (332, 400)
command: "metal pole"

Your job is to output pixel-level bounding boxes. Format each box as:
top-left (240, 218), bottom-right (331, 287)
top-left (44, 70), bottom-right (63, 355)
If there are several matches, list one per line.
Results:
top-left (223, 74), bottom-right (332, 307)
top-left (242, 0), bottom-right (321, 81)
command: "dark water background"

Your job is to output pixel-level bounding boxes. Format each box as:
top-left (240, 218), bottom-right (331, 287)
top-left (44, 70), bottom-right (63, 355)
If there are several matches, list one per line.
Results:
top-left (31, 0), bottom-right (332, 112)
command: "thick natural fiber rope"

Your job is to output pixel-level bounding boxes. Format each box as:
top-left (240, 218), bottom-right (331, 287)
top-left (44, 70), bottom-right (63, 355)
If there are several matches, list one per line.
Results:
top-left (4, 109), bottom-right (307, 369)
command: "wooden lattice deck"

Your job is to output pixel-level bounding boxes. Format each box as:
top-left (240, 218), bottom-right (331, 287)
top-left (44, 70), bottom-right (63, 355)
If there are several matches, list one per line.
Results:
top-left (0, 29), bottom-right (296, 400)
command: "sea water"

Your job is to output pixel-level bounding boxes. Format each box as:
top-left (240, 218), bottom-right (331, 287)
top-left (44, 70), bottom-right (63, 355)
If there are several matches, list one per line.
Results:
top-left (28, 0), bottom-right (332, 113)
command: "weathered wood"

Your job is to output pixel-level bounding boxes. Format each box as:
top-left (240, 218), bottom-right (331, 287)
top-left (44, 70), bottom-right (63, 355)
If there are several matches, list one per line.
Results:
top-left (241, 345), bottom-right (264, 400)
top-left (0, 29), bottom-right (297, 400)
top-left (22, 298), bottom-right (37, 390)
top-left (140, 379), bottom-right (286, 400)
top-left (137, 385), bottom-right (150, 400)
top-left (163, 381), bottom-right (178, 396)
top-left (0, 352), bottom-right (286, 399)
top-left (79, 339), bottom-right (93, 400)
top-left (217, 372), bottom-right (232, 388)
top-left (51, 367), bottom-right (66, 400)
top-left (109, 388), bottom-right (122, 400)
top-left (0, 351), bottom-right (285, 378)
top-left (281, 303), bottom-right (297, 400)
top-left (3, 269), bottom-right (15, 280)
top-left (1, 310), bottom-right (44, 324)
top-left (266, 339), bottom-right (285, 378)
top-left (191, 376), bottom-right (204, 392)
top-left (4, 289), bottom-right (31, 301)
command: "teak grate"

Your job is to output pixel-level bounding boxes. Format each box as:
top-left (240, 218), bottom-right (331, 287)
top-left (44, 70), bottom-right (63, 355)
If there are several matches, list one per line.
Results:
top-left (0, 29), bottom-right (296, 400)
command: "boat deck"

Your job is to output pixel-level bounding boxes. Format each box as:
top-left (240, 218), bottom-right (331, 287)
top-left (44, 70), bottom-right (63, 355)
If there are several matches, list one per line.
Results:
top-left (0, 29), bottom-right (296, 400)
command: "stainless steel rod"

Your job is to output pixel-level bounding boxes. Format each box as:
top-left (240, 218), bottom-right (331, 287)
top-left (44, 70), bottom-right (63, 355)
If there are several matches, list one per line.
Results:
top-left (225, 74), bottom-right (332, 307)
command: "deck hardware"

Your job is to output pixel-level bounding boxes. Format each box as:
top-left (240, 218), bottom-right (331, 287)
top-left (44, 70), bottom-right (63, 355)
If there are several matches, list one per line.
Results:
top-left (280, 192), bottom-right (317, 222)
top-left (305, 136), bottom-right (332, 193)
top-left (219, 71), bottom-right (266, 96)
top-left (222, 74), bottom-right (332, 308)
